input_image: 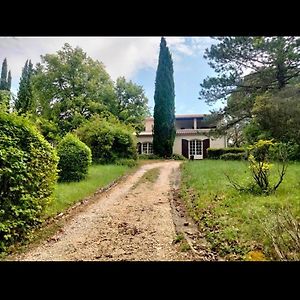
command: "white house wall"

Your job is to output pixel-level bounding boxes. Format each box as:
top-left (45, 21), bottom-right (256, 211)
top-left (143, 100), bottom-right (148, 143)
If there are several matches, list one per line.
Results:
top-left (137, 136), bottom-right (153, 144)
top-left (137, 134), bottom-right (226, 156)
top-left (210, 136), bottom-right (227, 148)
top-left (173, 134), bottom-right (225, 155)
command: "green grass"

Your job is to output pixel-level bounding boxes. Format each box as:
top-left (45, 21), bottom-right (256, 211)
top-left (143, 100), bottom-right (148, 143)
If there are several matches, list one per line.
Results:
top-left (140, 167), bottom-right (160, 183)
top-left (180, 160), bottom-right (300, 261)
top-left (45, 164), bottom-right (130, 217)
top-left (132, 167), bottom-right (160, 189)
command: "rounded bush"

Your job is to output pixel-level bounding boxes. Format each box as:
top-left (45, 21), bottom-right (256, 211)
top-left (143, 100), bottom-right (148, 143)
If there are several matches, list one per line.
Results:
top-left (76, 115), bottom-right (137, 164)
top-left (57, 133), bottom-right (92, 182)
top-left (0, 112), bottom-right (58, 252)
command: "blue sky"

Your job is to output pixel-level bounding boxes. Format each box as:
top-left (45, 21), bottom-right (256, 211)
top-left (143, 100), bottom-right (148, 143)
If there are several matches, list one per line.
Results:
top-left (132, 42), bottom-right (219, 114)
top-left (0, 37), bottom-right (221, 114)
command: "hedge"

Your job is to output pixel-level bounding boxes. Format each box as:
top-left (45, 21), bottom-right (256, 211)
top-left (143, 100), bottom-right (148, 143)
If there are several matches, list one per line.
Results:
top-left (57, 133), bottom-right (92, 182)
top-left (0, 112), bottom-right (58, 252)
top-left (220, 153), bottom-right (247, 160)
top-left (207, 147), bottom-right (246, 159)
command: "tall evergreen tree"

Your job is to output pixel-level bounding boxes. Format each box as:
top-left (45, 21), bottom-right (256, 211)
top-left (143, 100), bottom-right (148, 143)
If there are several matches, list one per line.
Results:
top-left (0, 58), bottom-right (8, 90)
top-left (153, 37), bottom-right (176, 157)
top-left (7, 70), bottom-right (11, 91)
top-left (16, 60), bottom-right (34, 114)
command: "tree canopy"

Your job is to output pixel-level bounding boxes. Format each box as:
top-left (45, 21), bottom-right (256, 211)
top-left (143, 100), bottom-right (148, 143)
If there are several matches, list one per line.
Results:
top-left (114, 76), bottom-right (149, 133)
top-left (32, 43), bottom-right (116, 134)
top-left (200, 37), bottom-right (300, 105)
top-left (200, 36), bottom-right (300, 152)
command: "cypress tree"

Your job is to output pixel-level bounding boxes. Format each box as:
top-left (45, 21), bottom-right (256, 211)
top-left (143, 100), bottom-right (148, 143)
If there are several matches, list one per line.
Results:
top-left (153, 37), bottom-right (176, 157)
top-left (0, 58), bottom-right (8, 90)
top-left (7, 70), bottom-right (11, 91)
top-left (16, 60), bottom-right (34, 114)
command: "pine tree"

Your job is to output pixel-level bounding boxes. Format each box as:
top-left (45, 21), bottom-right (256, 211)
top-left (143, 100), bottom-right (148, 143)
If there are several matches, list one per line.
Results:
top-left (16, 60), bottom-right (34, 114)
top-left (152, 37), bottom-right (176, 157)
top-left (0, 58), bottom-right (8, 90)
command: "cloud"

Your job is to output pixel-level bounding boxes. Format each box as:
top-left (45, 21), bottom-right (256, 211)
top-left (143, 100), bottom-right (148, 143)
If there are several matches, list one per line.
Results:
top-left (0, 36), bottom-right (213, 95)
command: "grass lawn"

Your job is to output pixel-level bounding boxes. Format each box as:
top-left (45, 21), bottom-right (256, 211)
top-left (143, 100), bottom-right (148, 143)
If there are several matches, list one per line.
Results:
top-left (45, 164), bottom-right (130, 217)
top-left (180, 160), bottom-right (300, 261)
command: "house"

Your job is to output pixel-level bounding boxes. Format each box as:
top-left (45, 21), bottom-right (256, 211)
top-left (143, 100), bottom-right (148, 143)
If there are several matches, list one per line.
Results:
top-left (136, 114), bottom-right (227, 159)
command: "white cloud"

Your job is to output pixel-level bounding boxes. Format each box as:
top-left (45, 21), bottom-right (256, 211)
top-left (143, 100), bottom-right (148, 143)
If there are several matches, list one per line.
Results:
top-left (0, 36), bottom-right (213, 95)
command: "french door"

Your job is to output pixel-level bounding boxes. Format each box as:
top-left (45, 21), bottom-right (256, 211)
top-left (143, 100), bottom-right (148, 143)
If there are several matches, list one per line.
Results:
top-left (189, 139), bottom-right (203, 159)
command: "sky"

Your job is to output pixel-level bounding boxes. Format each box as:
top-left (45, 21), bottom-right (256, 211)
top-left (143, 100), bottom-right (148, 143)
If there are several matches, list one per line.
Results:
top-left (0, 36), bottom-right (221, 115)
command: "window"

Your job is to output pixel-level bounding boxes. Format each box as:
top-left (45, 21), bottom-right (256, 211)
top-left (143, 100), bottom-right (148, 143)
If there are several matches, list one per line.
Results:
top-left (142, 142), bottom-right (153, 154)
top-left (196, 140), bottom-right (202, 155)
top-left (142, 143), bottom-right (148, 154)
top-left (148, 142), bottom-right (153, 154)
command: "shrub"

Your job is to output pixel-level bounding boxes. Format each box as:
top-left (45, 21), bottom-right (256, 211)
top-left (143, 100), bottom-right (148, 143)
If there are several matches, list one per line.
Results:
top-left (0, 112), bottom-right (58, 252)
top-left (207, 147), bottom-right (246, 159)
top-left (57, 133), bottom-right (92, 182)
top-left (225, 140), bottom-right (287, 194)
top-left (220, 153), bottom-right (246, 160)
top-left (270, 142), bottom-right (300, 161)
top-left (171, 153), bottom-right (187, 160)
top-left (115, 159), bottom-right (137, 167)
top-left (76, 115), bottom-right (137, 164)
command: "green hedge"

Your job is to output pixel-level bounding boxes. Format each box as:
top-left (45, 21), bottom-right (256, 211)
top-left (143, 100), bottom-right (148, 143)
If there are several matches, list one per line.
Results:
top-left (207, 147), bottom-right (246, 159)
top-left (0, 112), bottom-right (58, 252)
top-left (76, 115), bottom-right (137, 164)
top-left (57, 133), bottom-right (92, 182)
top-left (220, 153), bottom-right (247, 160)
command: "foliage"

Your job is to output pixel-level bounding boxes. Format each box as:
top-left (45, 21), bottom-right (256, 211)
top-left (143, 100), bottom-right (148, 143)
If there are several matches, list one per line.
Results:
top-left (0, 58), bottom-right (11, 91)
top-left (199, 37), bottom-right (300, 142)
top-left (220, 153), bottom-right (246, 160)
top-left (153, 37), bottom-right (176, 157)
top-left (115, 158), bottom-right (137, 167)
top-left (15, 60), bottom-right (35, 114)
top-left (251, 85), bottom-right (300, 146)
top-left (207, 147), bottom-right (246, 159)
top-left (76, 114), bottom-right (137, 164)
top-left (114, 76), bottom-right (150, 133)
top-left (200, 37), bottom-right (300, 105)
top-left (33, 116), bottom-right (62, 146)
top-left (226, 140), bottom-right (288, 194)
top-left (31, 43), bottom-right (117, 134)
top-left (171, 153), bottom-right (187, 160)
top-left (0, 112), bottom-right (58, 252)
top-left (180, 160), bottom-right (300, 260)
top-left (57, 133), bottom-right (92, 182)
top-left (0, 90), bottom-right (11, 112)
top-left (272, 142), bottom-right (300, 161)
top-left (243, 119), bottom-right (266, 145)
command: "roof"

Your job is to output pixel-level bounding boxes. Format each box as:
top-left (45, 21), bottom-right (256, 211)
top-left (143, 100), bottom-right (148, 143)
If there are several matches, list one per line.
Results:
top-left (176, 128), bottom-right (213, 135)
top-left (145, 114), bottom-right (208, 121)
top-left (137, 128), bottom-right (215, 136)
top-left (175, 114), bottom-right (208, 119)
